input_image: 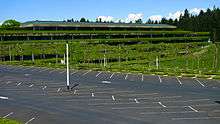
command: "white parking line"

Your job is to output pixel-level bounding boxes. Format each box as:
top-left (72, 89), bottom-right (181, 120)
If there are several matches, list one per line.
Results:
top-left (71, 70), bottom-right (78, 75)
top-left (59, 71), bottom-right (66, 74)
top-left (24, 74), bottom-right (31, 76)
top-left (3, 112), bottom-right (13, 118)
top-left (30, 68), bottom-right (39, 72)
top-left (195, 79), bottom-right (205, 87)
top-left (125, 74), bottom-right (128, 80)
top-left (25, 117), bottom-right (35, 124)
top-left (176, 77), bottom-right (182, 85)
top-left (42, 86), bottom-right (47, 90)
top-left (22, 67), bottom-right (32, 71)
top-left (101, 81), bottom-right (111, 84)
top-left (141, 75), bottom-right (144, 82)
top-left (0, 96), bottom-right (9, 100)
top-left (158, 102), bottom-right (167, 108)
top-left (49, 70), bottom-right (56, 74)
top-left (158, 75), bottom-right (162, 83)
top-left (82, 70), bottom-right (92, 76)
top-left (111, 103), bottom-right (219, 110)
top-left (29, 84), bottom-right (34, 88)
top-left (6, 81), bottom-right (12, 84)
top-left (96, 72), bottom-right (102, 77)
top-left (134, 99), bottom-right (140, 103)
top-left (112, 95), bottom-right (116, 101)
top-left (17, 82), bottom-right (22, 86)
top-left (141, 111), bottom-right (205, 115)
top-left (188, 106), bottom-right (198, 112)
top-left (110, 73), bottom-right (115, 79)
top-left (74, 90), bottom-right (77, 94)
top-left (57, 88), bottom-right (61, 92)
top-left (39, 68), bottom-right (49, 72)
top-left (91, 93), bottom-right (95, 97)
top-left (152, 99), bottom-right (210, 103)
top-left (172, 117), bottom-right (220, 120)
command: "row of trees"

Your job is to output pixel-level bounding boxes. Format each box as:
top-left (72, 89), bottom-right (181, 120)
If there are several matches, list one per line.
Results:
top-left (160, 7), bottom-right (220, 32)
top-left (0, 20), bottom-right (20, 29)
top-left (1, 7), bottom-right (219, 33)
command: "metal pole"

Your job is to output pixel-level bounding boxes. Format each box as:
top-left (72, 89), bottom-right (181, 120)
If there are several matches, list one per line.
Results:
top-left (66, 43), bottom-right (70, 90)
top-left (9, 45), bottom-right (11, 62)
top-left (32, 52), bottom-right (34, 62)
top-left (156, 56), bottom-right (159, 69)
top-left (64, 53), bottom-right (66, 65)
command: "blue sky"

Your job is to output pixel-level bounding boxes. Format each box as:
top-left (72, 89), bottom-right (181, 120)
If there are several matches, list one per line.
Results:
top-left (1, 0), bottom-right (219, 23)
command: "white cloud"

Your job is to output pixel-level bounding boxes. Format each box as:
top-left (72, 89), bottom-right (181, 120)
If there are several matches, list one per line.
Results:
top-left (97, 16), bottom-right (114, 22)
top-left (189, 8), bottom-right (206, 15)
top-left (97, 13), bottom-right (143, 23)
top-left (147, 8), bottom-right (206, 21)
top-left (166, 10), bottom-right (184, 20)
top-left (126, 13), bottom-right (143, 22)
top-left (148, 15), bottom-right (162, 21)
top-left (166, 8), bottom-right (205, 20)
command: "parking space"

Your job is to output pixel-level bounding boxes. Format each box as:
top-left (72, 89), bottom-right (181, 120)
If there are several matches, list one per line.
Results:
top-left (0, 65), bottom-right (220, 124)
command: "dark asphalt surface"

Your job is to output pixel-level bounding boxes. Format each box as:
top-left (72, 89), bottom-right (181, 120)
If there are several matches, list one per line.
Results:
top-left (0, 65), bottom-right (220, 124)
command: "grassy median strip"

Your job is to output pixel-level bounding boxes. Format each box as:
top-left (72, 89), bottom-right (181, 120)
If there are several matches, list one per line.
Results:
top-left (0, 118), bottom-right (22, 124)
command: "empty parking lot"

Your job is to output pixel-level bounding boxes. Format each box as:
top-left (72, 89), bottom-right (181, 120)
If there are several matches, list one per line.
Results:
top-left (0, 65), bottom-right (220, 124)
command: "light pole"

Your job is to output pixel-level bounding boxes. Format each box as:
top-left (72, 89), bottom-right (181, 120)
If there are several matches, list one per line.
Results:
top-left (66, 43), bottom-right (70, 90)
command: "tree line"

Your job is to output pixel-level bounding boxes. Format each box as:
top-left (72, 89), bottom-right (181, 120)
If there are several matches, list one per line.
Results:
top-left (160, 7), bottom-right (220, 33)
top-left (1, 6), bottom-right (220, 33)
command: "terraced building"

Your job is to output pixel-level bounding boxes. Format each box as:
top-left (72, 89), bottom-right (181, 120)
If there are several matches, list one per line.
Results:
top-left (0, 21), bottom-right (209, 42)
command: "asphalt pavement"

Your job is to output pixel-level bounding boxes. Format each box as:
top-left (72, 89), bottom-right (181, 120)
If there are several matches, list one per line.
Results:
top-left (0, 65), bottom-right (220, 124)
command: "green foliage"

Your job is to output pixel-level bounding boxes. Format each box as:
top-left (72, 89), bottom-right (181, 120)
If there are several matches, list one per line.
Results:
top-left (80, 18), bottom-right (86, 22)
top-left (1, 20), bottom-right (20, 29)
top-left (0, 118), bottom-right (22, 124)
top-left (1, 41), bottom-right (219, 77)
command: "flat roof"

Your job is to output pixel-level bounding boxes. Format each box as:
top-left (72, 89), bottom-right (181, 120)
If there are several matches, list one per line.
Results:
top-left (21, 21), bottom-right (177, 29)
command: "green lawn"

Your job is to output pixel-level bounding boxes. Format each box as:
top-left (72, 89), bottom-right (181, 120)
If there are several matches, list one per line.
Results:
top-left (0, 118), bottom-right (22, 124)
top-left (1, 41), bottom-right (219, 77)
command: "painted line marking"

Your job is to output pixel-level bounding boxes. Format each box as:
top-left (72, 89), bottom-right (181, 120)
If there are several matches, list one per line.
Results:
top-left (25, 117), bottom-right (35, 124)
top-left (29, 84), bottom-right (34, 88)
top-left (82, 70), bottom-right (92, 76)
top-left (74, 90), bottom-right (77, 94)
top-left (49, 70), bottom-right (56, 73)
top-left (188, 106), bottom-right (198, 112)
top-left (59, 71), bottom-right (66, 74)
top-left (71, 70), bottom-right (78, 75)
top-left (57, 88), bottom-right (61, 92)
top-left (110, 73), bottom-right (115, 79)
top-left (195, 79), bottom-right (205, 87)
top-left (31, 68), bottom-right (39, 71)
top-left (152, 99), bottom-right (210, 103)
top-left (42, 86), bottom-right (47, 90)
top-left (172, 117), bottom-right (220, 120)
top-left (3, 112), bottom-right (13, 118)
top-left (91, 93), bottom-right (95, 97)
top-left (111, 103), bottom-right (218, 110)
top-left (158, 75), bottom-right (162, 83)
top-left (112, 95), bottom-right (115, 101)
top-left (39, 68), bottom-right (50, 72)
top-left (176, 77), bottom-right (182, 85)
top-left (125, 74), bottom-right (128, 80)
top-left (141, 111), bottom-right (205, 115)
top-left (101, 81), bottom-right (111, 84)
top-left (24, 74), bottom-right (31, 76)
top-left (141, 75), bottom-right (144, 82)
top-left (158, 102), bottom-right (167, 108)
top-left (17, 82), bottom-right (22, 86)
top-left (6, 81), bottom-right (12, 84)
top-left (134, 99), bottom-right (140, 103)
top-left (96, 72), bottom-right (102, 77)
